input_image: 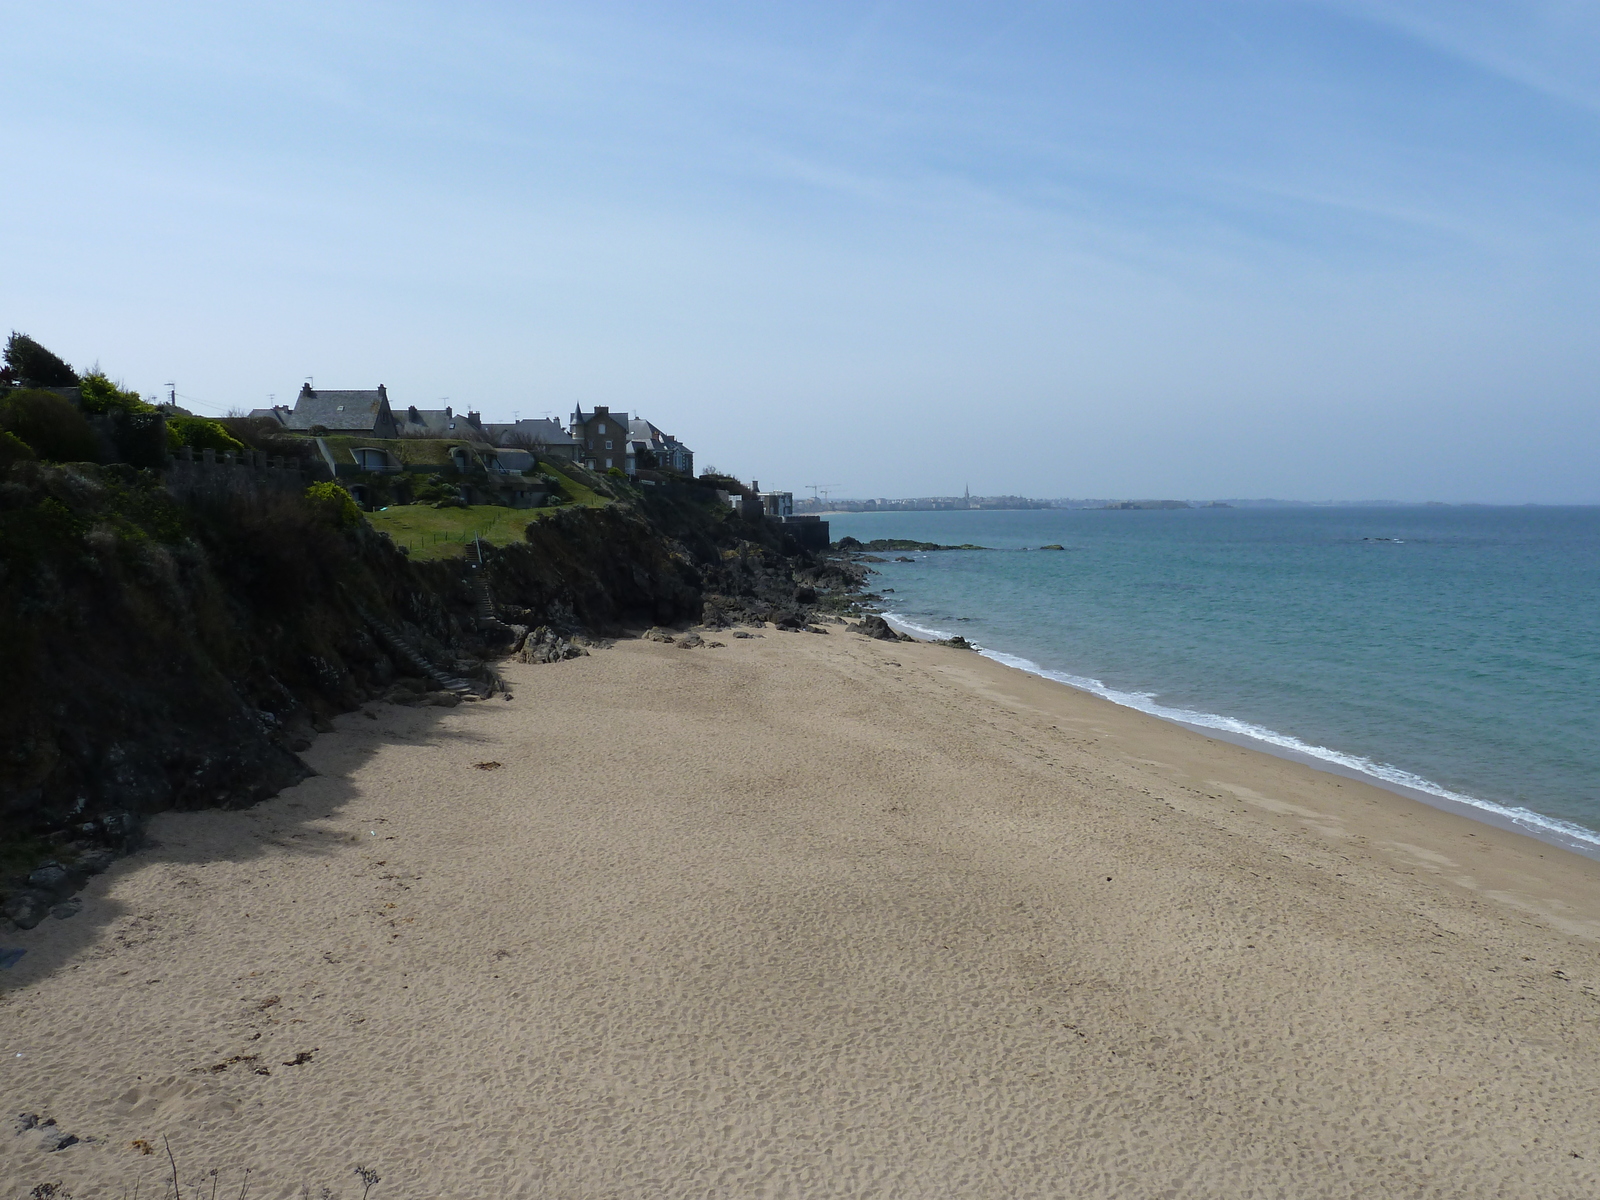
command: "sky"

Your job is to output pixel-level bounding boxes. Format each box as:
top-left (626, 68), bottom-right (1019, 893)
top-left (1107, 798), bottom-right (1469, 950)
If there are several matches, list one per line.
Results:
top-left (3, 1), bottom-right (1598, 502)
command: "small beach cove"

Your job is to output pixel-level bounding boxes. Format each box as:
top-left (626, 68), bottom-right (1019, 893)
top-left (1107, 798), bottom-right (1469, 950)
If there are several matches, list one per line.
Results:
top-left (5, 628), bottom-right (1600, 1197)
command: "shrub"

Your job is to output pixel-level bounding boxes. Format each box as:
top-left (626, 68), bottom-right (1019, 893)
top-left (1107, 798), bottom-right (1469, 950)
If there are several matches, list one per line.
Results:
top-left (304, 479), bottom-right (362, 527)
top-left (78, 372), bottom-right (153, 416)
top-left (167, 415), bottom-right (246, 455)
top-left (0, 430), bottom-right (36, 471)
top-left (0, 389), bottom-right (100, 462)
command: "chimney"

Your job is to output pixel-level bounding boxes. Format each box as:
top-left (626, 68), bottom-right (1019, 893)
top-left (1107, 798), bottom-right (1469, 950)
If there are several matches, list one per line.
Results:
top-left (299, 382), bottom-right (314, 398)
top-left (378, 384), bottom-right (387, 401)
top-left (445, 405), bottom-right (452, 418)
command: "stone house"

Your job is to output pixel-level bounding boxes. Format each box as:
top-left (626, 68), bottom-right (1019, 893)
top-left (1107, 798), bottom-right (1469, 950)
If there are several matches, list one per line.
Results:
top-left (252, 383), bottom-right (400, 438)
top-left (393, 404), bottom-right (485, 439)
top-left (570, 405), bottom-right (628, 472)
top-left (483, 417), bottom-right (578, 460)
top-left (627, 417), bottom-right (694, 475)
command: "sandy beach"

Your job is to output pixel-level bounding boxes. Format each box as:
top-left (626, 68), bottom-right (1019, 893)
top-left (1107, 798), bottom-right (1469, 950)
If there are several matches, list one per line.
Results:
top-left (4, 626), bottom-right (1600, 1198)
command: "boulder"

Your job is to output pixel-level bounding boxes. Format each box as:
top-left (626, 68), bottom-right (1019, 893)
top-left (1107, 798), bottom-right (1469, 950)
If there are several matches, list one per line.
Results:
top-left (643, 627), bottom-right (676, 643)
top-left (938, 635), bottom-right (975, 650)
top-left (519, 627), bottom-right (589, 664)
top-left (857, 615), bottom-right (907, 642)
top-left (26, 863), bottom-right (71, 898)
top-left (677, 633), bottom-right (704, 649)
top-left (3, 891), bottom-right (52, 930)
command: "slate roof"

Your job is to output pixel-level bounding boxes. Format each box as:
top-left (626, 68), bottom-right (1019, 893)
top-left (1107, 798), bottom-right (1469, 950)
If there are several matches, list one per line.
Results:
top-left (484, 417), bottom-right (577, 447)
top-left (286, 384), bottom-right (394, 434)
top-left (393, 404), bottom-right (483, 438)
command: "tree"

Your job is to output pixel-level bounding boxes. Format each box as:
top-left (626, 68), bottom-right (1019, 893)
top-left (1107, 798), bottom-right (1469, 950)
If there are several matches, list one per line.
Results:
top-left (78, 371), bottom-right (153, 415)
top-left (3, 333), bottom-right (78, 387)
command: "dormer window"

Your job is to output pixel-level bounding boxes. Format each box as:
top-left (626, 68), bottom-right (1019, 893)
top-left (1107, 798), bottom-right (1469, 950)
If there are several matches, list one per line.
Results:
top-left (336, 405), bottom-right (345, 412)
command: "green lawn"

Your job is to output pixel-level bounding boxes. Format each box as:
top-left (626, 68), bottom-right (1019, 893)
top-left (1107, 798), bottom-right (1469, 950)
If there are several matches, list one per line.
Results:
top-left (365, 505), bottom-right (537, 561)
top-left (362, 458), bottom-right (619, 561)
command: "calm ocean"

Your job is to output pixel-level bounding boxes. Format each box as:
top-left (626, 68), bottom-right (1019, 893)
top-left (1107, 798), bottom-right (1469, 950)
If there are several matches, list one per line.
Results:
top-left (824, 507), bottom-right (1600, 853)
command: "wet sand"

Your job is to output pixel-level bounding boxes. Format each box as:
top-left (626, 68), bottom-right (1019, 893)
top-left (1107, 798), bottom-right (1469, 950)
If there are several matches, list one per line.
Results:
top-left (4, 627), bottom-right (1600, 1198)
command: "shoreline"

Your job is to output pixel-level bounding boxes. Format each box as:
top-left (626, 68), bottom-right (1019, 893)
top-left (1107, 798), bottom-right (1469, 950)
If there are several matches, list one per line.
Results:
top-left (879, 610), bottom-right (1600, 862)
top-left (5, 626), bottom-right (1600, 1196)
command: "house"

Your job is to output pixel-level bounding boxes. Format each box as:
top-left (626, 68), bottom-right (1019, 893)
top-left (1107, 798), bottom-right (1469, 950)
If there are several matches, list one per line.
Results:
top-left (267, 383), bottom-right (400, 438)
top-left (392, 403), bottom-right (484, 439)
top-left (483, 417), bottom-right (579, 460)
top-left (570, 405), bottom-right (628, 472)
top-left (627, 417), bottom-right (694, 475)
top-left (757, 490), bottom-right (794, 518)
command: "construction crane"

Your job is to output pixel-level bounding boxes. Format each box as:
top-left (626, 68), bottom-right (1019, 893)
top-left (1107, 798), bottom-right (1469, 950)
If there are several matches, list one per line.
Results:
top-left (806, 483), bottom-right (838, 505)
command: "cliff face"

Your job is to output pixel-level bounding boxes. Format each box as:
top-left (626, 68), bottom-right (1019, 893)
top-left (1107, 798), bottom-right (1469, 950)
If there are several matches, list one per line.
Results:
top-left (0, 463), bottom-right (472, 853)
top-left (0, 463), bottom-right (849, 921)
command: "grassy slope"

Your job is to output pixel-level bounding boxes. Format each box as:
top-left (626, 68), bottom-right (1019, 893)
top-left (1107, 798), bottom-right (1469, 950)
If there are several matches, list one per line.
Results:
top-left (364, 458), bottom-right (617, 560)
top-left (365, 505), bottom-right (533, 561)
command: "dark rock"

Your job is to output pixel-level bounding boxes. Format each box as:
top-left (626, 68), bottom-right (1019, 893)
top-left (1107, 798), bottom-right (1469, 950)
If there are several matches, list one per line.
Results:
top-left (861, 555), bottom-right (888, 563)
top-left (3, 891), bottom-right (52, 930)
top-left (1040, 544), bottom-right (1065, 550)
top-left (938, 635), bottom-right (975, 650)
top-left (837, 536), bottom-right (862, 550)
top-left (519, 627), bottom-right (589, 664)
top-left (677, 633), bottom-right (704, 648)
top-left (26, 864), bottom-right (71, 897)
top-left (894, 556), bottom-right (915, 563)
top-left (76, 849), bottom-right (116, 876)
top-left (50, 898), bottom-right (82, 920)
top-left (643, 627), bottom-right (675, 643)
top-left (857, 615), bottom-right (908, 642)
top-left (794, 586), bottom-right (817, 604)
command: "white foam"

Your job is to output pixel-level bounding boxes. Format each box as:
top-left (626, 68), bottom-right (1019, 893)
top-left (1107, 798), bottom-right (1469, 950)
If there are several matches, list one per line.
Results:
top-left (879, 611), bottom-right (1600, 853)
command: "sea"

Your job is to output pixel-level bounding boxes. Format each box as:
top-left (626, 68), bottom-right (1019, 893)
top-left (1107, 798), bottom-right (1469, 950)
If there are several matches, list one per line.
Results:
top-left (823, 506), bottom-right (1600, 856)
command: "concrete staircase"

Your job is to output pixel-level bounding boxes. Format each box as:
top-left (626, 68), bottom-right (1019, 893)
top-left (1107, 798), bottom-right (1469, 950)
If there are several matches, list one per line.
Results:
top-left (352, 600), bottom-right (485, 697)
top-left (470, 575), bottom-right (520, 642)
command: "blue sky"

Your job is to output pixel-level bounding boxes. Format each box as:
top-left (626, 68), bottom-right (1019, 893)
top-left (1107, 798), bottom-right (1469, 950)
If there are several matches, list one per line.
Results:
top-left (4, 1), bottom-right (1597, 501)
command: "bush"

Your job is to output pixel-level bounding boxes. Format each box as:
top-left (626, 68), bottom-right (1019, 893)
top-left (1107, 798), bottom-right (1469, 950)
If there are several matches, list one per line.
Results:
top-left (0, 429), bottom-right (36, 470)
top-left (78, 372), bottom-right (153, 416)
top-left (413, 474), bottom-right (459, 505)
top-left (167, 415), bottom-right (246, 455)
top-left (304, 479), bottom-right (362, 528)
top-left (0, 389), bottom-right (100, 462)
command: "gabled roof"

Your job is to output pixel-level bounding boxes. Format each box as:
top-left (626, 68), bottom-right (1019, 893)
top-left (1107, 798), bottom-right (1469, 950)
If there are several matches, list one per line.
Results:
top-left (286, 385), bottom-right (390, 432)
top-left (570, 405), bottom-right (625, 426)
top-left (394, 404), bottom-right (481, 437)
top-left (484, 417), bottom-right (577, 447)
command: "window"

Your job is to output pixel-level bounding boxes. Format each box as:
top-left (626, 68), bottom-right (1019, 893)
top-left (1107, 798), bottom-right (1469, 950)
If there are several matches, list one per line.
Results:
top-left (604, 457), bottom-right (613, 468)
top-left (598, 422), bottom-right (607, 434)
top-left (605, 440), bottom-right (613, 450)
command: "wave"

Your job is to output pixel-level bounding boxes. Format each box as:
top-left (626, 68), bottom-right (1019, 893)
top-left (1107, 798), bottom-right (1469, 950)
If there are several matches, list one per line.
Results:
top-left (879, 611), bottom-right (1600, 853)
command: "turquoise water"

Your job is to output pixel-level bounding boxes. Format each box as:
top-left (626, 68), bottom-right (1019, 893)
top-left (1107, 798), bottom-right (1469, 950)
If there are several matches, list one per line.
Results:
top-left (826, 507), bottom-right (1600, 851)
